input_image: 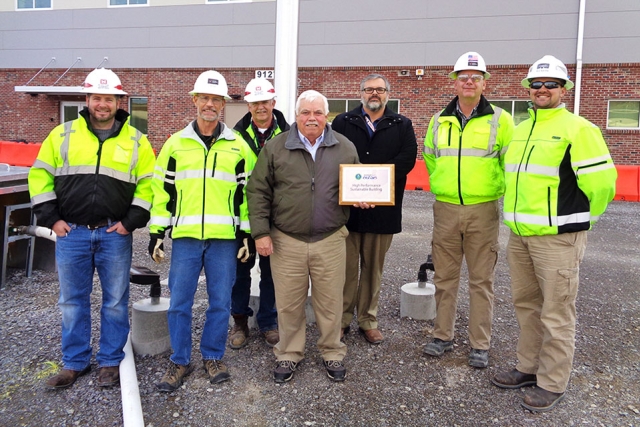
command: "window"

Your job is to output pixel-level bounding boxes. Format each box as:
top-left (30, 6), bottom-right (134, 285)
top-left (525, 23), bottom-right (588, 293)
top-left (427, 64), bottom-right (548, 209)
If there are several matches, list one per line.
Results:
top-left (60, 102), bottom-right (85, 124)
top-left (327, 99), bottom-right (399, 123)
top-left (607, 101), bottom-right (640, 129)
top-left (489, 100), bottom-right (530, 125)
top-left (129, 97), bottom-right (148, 135)
top-left (109, 0), bottom-right (147, 6)
top-left (17, 0), bottom-right (51, 9)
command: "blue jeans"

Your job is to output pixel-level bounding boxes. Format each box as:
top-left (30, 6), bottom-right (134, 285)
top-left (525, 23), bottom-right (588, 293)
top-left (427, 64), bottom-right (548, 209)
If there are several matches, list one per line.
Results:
top-left (55, 222), bottom-right (132, 371)
top-left (167, 238), bottom-right (237, 365)
top-left (231, 253), bottom-right (277, 332)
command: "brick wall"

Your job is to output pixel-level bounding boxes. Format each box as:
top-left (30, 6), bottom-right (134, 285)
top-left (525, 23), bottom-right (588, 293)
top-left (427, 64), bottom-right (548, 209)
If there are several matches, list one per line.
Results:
top-left (1, 64), bottom-right (639, 164)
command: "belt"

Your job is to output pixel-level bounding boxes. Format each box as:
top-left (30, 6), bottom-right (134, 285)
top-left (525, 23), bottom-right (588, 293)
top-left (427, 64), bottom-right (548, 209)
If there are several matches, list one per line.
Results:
top-left (85, 220), bottom-right (110, 230)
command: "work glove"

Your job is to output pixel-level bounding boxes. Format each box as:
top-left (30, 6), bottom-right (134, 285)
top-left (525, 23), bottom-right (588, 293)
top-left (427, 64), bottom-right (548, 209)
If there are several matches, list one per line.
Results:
top-left (148, 233), bottom-right (165, 263)
top-left (236, 232), bottom-right (256, 263)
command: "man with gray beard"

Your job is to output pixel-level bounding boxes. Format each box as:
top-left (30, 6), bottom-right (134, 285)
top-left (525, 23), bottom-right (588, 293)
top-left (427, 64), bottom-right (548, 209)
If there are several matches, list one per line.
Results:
top-left (331, 74), bottom-right (417, 344)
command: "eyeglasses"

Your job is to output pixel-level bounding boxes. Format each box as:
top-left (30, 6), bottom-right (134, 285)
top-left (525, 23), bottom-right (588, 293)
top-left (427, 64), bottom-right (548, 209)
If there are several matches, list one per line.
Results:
top-left (529, 81), bottom-right (563, 90)
top-left (457, 74), bottom-right (484, 83)
top-left (362, 87), bottom-right (388, 94)
top-left (196, 95), bottom-right (225, 104)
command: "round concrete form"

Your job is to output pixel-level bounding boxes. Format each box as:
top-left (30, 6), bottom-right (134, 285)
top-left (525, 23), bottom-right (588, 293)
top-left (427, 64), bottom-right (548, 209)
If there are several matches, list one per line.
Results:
top-left (131, 297), bottom-right (171, 356)
top-left (400, 282), bottom-right (436, 320)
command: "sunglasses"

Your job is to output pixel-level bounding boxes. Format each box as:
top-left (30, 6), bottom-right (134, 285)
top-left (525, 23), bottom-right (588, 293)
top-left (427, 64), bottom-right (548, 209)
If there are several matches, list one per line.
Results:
top-left (457, 74), bottom-right (484, 83)
top-left (530, 81), bottom-right (563, 90)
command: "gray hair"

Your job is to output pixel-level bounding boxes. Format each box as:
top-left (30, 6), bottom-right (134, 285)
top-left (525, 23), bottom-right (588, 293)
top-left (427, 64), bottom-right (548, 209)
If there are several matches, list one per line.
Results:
top-left (359, 74), bottom-right (390, 92)
top-left (295, 90), bottom-right (329, 115)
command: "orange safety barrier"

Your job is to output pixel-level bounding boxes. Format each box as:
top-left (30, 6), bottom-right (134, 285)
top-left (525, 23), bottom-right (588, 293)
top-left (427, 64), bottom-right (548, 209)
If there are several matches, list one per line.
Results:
top-left (614, 165), bottom-right (640, 202)
top-left (0, 141), bottom-right (42, 167)
top-left (405, 159), bottom-right (430, 191)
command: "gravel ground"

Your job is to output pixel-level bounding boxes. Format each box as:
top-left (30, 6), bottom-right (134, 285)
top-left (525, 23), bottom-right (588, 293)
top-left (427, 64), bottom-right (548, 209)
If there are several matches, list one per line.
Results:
top-left (0, 191), bottom-right (639, 427)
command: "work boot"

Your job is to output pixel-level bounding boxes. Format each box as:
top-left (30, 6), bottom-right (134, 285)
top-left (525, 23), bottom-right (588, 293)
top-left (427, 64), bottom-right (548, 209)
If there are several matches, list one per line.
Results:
top-left (203, 359), bottom-right (231, 384)
top-left (96, 366), bottom-right (120, 387)
top-left (522, 386), bottom-right (565, 412)
top-left (229, 314), bottom-right (250, 349)
top-left (262, 329), bottom-right (279, 347)
top-left (44, 365), bottom-right (91, 390)
top-left (156, 361), bottom-right (194, 393)
top-left (423, 338), bottom-right (453, 357)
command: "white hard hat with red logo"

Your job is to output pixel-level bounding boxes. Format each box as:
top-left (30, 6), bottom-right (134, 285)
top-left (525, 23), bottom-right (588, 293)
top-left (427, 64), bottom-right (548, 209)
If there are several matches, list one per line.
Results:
top-left (244, 78), bottom-right (276, 103)
top-left (189, 70), bottom-right (231, 99)
top-left (449, 52), bottom-right (491, 80)
top-left (522, 55), bottom-right (574, 90)
top-left (81, 68), bottom-right (127, 95)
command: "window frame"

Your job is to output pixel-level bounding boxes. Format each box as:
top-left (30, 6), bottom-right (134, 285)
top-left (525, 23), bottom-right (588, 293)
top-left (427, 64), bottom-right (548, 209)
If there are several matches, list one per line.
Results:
top-left (606, 100), bottom-right (640, 130)
top-left (107, 0), bottom-right (148, 7)
top-left (488, 99), bottom-right (530, 126)
top-left (129, 96), bottom-right (149, 135)
top-left (16, 0), bottom-right (52, 10)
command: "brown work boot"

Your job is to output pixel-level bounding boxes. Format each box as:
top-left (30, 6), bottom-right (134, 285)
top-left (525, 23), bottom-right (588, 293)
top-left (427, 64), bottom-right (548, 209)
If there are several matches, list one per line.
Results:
top-left (262, 329), bottom-right (279, 347)
top-left (491, 369), bottom-right (537, 389)
top-left (522, 386), bottom-right (565, 412)
top-left (44, 365), bottom-right (91, 390)
top-left (229, 314), bottom-right (250, 349)
top-left (96, 366), bottom-right (120, 387)
top-left (203, 359), bottom-right (231, 384)
top-left (156, 361), bottom-right (194, 393)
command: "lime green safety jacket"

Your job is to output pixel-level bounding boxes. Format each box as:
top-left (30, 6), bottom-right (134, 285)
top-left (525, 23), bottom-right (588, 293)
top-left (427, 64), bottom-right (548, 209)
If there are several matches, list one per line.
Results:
top-left (149, 121), bottom-right (255, 240)
top-left (28, 109), bottom-right (155, 231)
top-left (503, 104), bottom-right (617, 236)
top-left (423, 96), bottom-right (514, 205)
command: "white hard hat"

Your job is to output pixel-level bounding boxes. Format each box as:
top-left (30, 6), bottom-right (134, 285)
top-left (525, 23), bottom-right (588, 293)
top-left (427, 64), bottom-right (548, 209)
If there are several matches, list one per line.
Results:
top-left (189, 70), bottom-right (231, 99)
top-left (522, 55), bottom-right (574, 90)
top-left (81, 68), bottom-right (127, 95)
top-left (244, 78), bottom-right (276, 103)
top-left (449, 52), bottom-right (491, 80)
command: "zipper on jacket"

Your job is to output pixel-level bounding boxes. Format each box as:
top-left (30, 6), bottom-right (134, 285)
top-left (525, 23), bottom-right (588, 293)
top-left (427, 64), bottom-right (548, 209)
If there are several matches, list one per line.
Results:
top-left (576, 160), bottom-right (608, 177)
top-left (513, 111), bottom-right (537, 235)
top-left (91, 140), bottom-right (105, 212)
top-left (457, 132), bottom-right (464, 205)
top-left (175, 189), bottom-right (183, 230)
top-left (524, 146), bottom-right (535, 171)
top-left (547, 186), bottom-right (552, 227)
top-left (202, 149), bottom-right (208, 239)
top-left (211, 152), bottom-right (218, 177)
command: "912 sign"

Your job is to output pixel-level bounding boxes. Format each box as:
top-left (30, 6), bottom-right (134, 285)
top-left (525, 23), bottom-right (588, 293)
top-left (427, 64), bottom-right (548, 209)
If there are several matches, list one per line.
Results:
top-left (255, 70), bottom-right (274, 79)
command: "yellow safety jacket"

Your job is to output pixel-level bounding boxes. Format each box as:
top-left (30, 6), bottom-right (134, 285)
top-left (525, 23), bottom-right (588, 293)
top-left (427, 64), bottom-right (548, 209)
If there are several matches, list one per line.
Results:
top-left (503, 105), bottom-right (617, 236)
top-left (149, 121), bottom-right (255, 240)
top-left (423, 96), bottom-right (514, 205)
top-left (28, 109), bottom-right (155, 231)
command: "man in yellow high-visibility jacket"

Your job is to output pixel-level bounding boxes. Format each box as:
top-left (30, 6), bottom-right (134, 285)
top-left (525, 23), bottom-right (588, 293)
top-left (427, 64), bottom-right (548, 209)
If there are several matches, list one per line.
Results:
top-left (149, 70), bottom-right (255, 393)
top-left (423, 52), bottom-right (514, 369)
top-left (491, 55), bottom-right (617, 413)
top-left (28, 68), bottom-right (155, 390)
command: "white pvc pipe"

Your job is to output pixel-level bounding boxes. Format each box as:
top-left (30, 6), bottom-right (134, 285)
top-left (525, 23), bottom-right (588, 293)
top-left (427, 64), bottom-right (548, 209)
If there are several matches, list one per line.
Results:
top-left (274, 0), bottom-right (300, 124)
top-left (18, 225), bottom-right (56, 241)
top-left (574, 0), bottom-right (586, 115)
top-left (120, 333), bottom-right (144, 427)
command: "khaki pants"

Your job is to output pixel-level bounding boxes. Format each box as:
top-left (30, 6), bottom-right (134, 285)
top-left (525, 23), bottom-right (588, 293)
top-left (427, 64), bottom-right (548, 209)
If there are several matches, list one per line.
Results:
top-left (342, 232), bottom-right (394, 330)
top-left (431, 200), bottom-right (500, 349)
top-left (507, 230), bottom-right (587, 393)
top-left (270, 227), bottom-right (348, 363)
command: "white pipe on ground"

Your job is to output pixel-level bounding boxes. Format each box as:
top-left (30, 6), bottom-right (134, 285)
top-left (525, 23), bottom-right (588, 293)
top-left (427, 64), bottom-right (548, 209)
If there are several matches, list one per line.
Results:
top-left (120, 333), bottom-right (145, 427)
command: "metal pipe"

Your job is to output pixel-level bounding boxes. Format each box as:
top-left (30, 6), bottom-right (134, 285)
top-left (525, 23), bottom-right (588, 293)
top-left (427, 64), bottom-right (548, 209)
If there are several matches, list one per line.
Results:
top-left (274, 0), bottom-right (300, 124)
top-left (23, 57), bottom-right (56, 86)
top-left (574, 0), bottom-right (587, 115)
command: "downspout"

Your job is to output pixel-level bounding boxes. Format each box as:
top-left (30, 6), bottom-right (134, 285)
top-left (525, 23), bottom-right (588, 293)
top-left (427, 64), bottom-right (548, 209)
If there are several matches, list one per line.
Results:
top-left (574, 0), bottom-right (587, 115)
top-left (274, 0), bottom-right (300, 124)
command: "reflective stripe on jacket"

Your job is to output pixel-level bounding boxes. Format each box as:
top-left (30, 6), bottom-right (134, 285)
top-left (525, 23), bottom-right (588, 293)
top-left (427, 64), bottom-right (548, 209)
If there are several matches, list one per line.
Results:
top-left (503, 105), bottom-right (617, 236)
top-left (28, 109), bottom-right (155, 231)
top-left (423, 96), bottom-right (514, 205)
top-left (149, 121), bottom-right (255, 240)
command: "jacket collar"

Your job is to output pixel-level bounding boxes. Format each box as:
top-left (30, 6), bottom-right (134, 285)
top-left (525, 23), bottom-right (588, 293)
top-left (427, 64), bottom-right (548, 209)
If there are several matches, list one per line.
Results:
top-left (529, 103), bottom-right (567, 121)
top-left (79, 108), bottom-right (130, 139)
top-left (284, 123), bottom-right (339, 150)
top-left (442, 95), bottom-right (495, 118)
top-left (181, 120), bottom-right (235, 146)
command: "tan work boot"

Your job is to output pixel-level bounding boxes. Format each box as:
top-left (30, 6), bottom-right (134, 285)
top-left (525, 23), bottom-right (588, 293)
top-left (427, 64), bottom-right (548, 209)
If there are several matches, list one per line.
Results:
top-left (156, 361), bottom-right (194, 393)
top-left (229, 314), bottom-right (250, 349)
top-left (203, 359), bottom-right (231, 384)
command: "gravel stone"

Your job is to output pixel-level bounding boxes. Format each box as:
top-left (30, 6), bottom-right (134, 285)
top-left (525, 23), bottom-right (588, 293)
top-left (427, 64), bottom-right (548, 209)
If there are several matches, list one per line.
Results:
top-left (0, 191), bottom-right (638, 426)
